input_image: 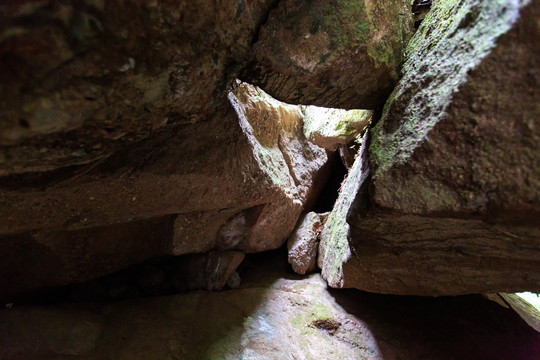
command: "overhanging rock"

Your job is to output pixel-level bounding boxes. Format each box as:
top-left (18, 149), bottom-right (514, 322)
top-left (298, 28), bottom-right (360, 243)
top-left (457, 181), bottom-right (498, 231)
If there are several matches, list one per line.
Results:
top-left (0, 84), bottom-right (330, 299)
top-left (241, 0), bottom-right (414, 109)
top-left (319, 0), bottom-right (540, 296)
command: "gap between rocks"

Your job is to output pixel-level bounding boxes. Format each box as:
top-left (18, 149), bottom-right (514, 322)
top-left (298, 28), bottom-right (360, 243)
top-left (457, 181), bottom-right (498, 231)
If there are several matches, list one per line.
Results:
top-left (2, 82), bottom-right (367, 307)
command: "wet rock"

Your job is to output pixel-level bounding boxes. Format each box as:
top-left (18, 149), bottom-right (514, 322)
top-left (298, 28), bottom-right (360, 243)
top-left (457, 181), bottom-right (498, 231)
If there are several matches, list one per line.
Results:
top-left (303, 107), bottom-right (372, 150)
top-left (320, 0), bottom-right (540, 295)
top-left (288, 212), bottom-right (324, 275)
top-left (241, 0), bottom-right (414, 109)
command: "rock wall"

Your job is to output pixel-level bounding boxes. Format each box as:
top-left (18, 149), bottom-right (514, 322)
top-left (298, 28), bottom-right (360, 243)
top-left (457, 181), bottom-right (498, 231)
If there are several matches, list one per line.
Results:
top-left (0, 82), bottom-right (329, 299)
top-left (0, 0), bottom-right (277, 175)
top-left (320, 0), bottom-right (540, 296)
top-left (1, 0), bottom-right (538, 301)
top-left (241, 0), bottom-right (414, 109)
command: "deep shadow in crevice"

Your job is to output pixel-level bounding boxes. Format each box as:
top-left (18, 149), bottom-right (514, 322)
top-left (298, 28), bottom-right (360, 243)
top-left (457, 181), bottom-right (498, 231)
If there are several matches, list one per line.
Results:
top-left (311, 153), bottom-right (348, 213)
top-left (9, 253), bottom-right (220, 306)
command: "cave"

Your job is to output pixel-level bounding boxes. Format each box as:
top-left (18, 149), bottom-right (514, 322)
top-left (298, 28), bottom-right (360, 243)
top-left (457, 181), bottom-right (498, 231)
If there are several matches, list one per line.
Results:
top-left (1, 1), bottom-right (540, 359)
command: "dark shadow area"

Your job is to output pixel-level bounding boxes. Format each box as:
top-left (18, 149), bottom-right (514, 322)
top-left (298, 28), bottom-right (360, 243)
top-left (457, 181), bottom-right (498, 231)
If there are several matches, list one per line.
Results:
top-left (9, 253), bottom-right (219, 306)
top-left (237, 244), bottom-right (301, 288)
top-left (311, 154), bottom-right (347, 213)
top-left (2, 247), bottom-right (540, 359)
top-left (7, 245), bottom-right (294, 307)
top-left (328, 287), bottom-right (540, 360)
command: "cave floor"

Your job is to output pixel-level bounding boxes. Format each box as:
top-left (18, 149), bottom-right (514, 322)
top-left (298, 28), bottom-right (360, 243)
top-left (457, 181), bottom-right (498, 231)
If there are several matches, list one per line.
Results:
top-left (1, 253), bottom-right (539, 360)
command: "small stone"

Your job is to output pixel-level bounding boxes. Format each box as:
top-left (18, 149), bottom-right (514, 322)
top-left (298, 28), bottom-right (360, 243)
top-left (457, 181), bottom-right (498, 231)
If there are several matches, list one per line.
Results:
top-left (287, 212), bottom-right (323, 275)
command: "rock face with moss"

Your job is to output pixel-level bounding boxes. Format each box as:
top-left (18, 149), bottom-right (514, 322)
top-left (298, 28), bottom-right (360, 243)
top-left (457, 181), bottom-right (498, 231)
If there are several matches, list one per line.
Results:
top-left (320, 0), bottom-right (540, 295)
top-left (303, 107), bottom-right (372, 150)
top-left (241, 0), bottom-right (414, 109)
top-left (0, 83), bottom-right (329, 299)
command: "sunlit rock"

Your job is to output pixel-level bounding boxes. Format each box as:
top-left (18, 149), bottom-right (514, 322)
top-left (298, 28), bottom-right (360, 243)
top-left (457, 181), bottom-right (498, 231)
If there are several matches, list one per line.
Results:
top-left (487, 292), bottom-right (540, 332)
top-left (319, 0), bottom-right (540, 295)
top-left (287, 212), bottom-right (325, 275)
top-left (303, 107), bottom-right (372, 150)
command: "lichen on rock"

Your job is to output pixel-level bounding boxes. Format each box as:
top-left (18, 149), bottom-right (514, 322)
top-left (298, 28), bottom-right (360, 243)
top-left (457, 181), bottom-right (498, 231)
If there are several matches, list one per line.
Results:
top-left (302, 106), bottom-right (372, 150)
top-left (319, 0), bottom-right (540, 295)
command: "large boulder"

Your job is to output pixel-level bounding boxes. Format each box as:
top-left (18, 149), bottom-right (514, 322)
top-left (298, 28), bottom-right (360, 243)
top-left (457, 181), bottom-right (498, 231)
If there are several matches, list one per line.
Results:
top-left (240, 0), bottom-right (414, 109)
top-left (0, 84), bottom-right (329, 299)
top-left (320, 0), bottom-right (540, 295)
top-left (0, 0), bottom-right (279, 176)
top-left (287, 211), bottom-right (325, 275)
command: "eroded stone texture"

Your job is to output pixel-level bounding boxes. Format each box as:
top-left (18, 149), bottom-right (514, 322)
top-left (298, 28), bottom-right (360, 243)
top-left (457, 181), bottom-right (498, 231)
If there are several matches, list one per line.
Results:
top-left (0, 0), bottom-right (276, 175)
top-left (498, 293), bottom-right (540, 332)
top-left (287, 212), bottom-right (323, 275)
top-left (371, 0), bottom-right (540, 217)
top-left (303, 107), bottom-right (372, 150)
top-left (320, 0), bottom-right (540, 295)
top-left (0, 84), bottom-right (329, 298)
top-left (241, 0), bottom-right (414, 109)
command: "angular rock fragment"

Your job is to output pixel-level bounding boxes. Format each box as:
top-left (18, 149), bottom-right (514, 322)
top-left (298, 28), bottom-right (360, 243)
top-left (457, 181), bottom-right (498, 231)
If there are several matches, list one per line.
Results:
top-left (320, 0), bottom-right (540, 295)
top-left (287, 212), bottom-right (324, 275)
top-left (0, 84), bottom-right (329, 298)
top-left (241, 0), bottom-right (414, 109)
top-left (487, 292), bottom-right (540, 332)
top-left (303, 107), bottom-right (372, 150)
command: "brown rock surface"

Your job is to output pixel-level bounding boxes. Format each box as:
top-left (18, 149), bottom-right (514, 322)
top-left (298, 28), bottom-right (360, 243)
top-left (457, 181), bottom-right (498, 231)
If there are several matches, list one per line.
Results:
top-left (0, 83), bottom-right (329, 298)
top-left (240, 0), bottom-right (413, 109)
top-left (320, 0), bottom-right (540, 295)
top-left (302, 107), bottom-right (372, 150)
